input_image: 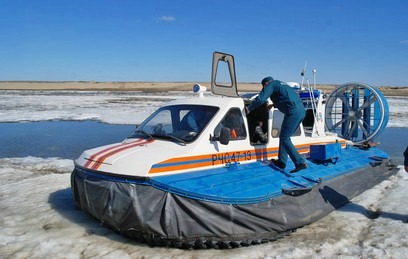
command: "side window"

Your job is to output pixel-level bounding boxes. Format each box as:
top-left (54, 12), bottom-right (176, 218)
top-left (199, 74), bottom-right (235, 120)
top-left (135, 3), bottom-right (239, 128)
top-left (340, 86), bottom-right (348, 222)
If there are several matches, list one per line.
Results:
top-left (271, 111), bottom-right (283, 138)
top-left (214, 108), bottom-right (247, 140)
top-left (271, 111), bottom-right (301, 138)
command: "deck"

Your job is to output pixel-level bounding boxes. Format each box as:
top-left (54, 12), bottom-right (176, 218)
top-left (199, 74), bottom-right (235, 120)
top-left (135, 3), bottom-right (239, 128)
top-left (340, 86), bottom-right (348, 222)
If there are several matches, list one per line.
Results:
top-left (150, 147), bottom-right (390, 204)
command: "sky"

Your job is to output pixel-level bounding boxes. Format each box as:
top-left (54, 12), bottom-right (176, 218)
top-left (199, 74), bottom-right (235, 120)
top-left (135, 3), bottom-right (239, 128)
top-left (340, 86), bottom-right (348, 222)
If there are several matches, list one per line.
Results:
top-left (0, 0), bottom-right (407, 86)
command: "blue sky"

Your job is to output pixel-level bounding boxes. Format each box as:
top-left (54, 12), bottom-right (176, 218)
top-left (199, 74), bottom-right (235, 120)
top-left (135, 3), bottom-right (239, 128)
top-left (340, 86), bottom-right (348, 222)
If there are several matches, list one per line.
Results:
top-left (0, 0), bottom-right (407, 86)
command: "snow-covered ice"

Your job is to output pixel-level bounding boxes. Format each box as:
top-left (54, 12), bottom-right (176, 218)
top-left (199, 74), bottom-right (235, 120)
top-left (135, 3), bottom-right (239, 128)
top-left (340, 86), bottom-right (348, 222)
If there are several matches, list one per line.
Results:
top-left (0, 90), bottom-right (406, 127)
top-left (1, 157), bottom-right (407, 258)
top-left (0, 90), bottom-right (194, 125)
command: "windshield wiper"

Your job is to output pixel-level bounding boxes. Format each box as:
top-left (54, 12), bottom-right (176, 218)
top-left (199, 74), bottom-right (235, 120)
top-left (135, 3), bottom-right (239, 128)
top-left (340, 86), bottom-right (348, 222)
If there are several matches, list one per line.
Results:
top-left (132, 130), bottom-right (154, 140)
top-left (152, 134), bottom-right (186, 146)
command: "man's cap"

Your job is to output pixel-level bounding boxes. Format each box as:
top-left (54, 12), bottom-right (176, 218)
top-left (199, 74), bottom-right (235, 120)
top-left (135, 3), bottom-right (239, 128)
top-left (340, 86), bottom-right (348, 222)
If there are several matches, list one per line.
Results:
top-left (261, 76), bottom-right (274, 86)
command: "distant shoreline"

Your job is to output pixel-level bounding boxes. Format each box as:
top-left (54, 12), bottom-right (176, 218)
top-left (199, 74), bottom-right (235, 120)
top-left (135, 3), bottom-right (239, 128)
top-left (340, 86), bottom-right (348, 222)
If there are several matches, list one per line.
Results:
top-left (0, 81), bottom-right (407, 96)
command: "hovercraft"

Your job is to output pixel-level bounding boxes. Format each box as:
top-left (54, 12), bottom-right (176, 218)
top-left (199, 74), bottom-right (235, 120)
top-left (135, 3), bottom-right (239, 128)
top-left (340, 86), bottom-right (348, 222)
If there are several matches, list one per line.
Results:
top-left (71, 52), bottom-right (398, 249)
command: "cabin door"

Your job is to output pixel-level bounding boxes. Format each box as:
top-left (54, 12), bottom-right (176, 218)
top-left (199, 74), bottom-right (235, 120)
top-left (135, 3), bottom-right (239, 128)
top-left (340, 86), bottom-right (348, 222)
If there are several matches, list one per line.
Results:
top-left (211, 52), bottom-right (239, 97)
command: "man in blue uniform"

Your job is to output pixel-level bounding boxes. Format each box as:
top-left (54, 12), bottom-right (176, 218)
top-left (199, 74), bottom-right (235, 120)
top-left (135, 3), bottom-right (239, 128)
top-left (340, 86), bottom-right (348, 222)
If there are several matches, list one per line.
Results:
top-left (247, 76), bottom-right (308, 173)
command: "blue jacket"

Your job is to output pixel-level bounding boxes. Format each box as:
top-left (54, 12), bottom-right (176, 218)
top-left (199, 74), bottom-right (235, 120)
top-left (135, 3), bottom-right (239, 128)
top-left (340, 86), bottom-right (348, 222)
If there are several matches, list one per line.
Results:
top-left (248, 80), bottom-right (304, 115)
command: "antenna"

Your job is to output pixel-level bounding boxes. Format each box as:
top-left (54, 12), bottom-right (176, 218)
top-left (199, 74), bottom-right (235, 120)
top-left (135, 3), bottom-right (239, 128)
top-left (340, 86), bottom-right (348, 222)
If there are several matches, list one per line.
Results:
top-left (312, 69), bottom-right (317, 90)
top-left (301, 61), bottom-right (307, 88)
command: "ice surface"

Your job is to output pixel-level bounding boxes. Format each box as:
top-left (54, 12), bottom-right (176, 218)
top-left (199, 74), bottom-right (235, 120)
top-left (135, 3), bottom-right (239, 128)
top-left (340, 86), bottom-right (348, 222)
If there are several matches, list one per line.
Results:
top-left (0, 90), bottom-right (406, 127)
top-left (0, 157), bottom-right (407, 258)
top-left (0, 90), bottom-right (196, 125)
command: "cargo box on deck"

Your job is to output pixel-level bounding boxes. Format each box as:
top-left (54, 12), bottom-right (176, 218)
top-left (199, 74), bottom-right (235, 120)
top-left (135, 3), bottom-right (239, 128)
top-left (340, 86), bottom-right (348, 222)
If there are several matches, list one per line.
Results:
top-left (309, 143), bottom-right (341, 161)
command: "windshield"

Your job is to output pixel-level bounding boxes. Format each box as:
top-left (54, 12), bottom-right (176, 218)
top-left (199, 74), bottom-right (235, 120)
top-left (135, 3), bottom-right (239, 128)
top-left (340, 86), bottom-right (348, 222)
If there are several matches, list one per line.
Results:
top-left (128, 104), bottom-right (219, 143)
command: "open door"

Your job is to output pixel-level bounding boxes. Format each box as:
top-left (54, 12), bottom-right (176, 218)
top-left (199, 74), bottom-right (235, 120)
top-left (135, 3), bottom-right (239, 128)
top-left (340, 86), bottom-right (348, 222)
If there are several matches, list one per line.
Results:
top-left (211, 52), bottom-right (239, 97)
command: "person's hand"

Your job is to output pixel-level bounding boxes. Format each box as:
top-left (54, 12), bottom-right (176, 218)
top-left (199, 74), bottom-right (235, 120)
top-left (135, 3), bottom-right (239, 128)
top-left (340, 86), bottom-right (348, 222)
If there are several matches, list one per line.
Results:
top-left (266, 104), bottom-right (273, 111)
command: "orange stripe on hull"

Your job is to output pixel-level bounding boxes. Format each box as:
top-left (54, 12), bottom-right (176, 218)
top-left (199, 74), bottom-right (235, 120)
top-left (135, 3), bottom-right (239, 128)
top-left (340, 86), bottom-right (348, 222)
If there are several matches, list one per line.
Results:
top-left (84, 139), bottom-right (145, 168)
top-left (148, 140), bottom-right (345, 174)
top-left (84, 139), bottom-right (153, 170)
